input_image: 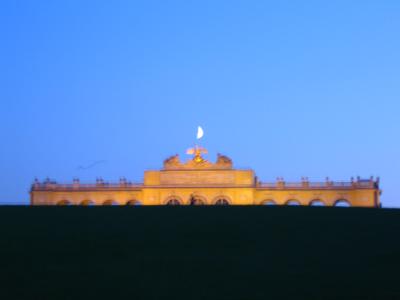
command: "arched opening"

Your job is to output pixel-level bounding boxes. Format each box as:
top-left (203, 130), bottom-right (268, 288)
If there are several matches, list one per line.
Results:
top-left (103, 200), bottom-right (119, 206)
top-left (261, 200), bottom-right (276, 206)
top-left (189, 195), bottom-right (206, 205)
top-left (214, 198), bottom-right (230, 206)
top-left (80, 200), bottom-right (95, 206)
top-left (126, 200), bottom-right (142, 206)
top-left (57, 200), bottom-right (71, 206)
top-left (309, 200), bottom-right (325, 206)
top-left (166, 199), bottom-right (181, 206)
top-left (334, 199), bottom-right (351, 207)
top-left (286, 199), bottom-right (301, 206)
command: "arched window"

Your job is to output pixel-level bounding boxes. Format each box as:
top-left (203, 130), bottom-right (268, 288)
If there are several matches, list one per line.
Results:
top-left (103, 200), bottom-right (119, 206)
top-left (57, 200), bottom-right (71, 206)
top-left (126, 200), bottom-right (142, 206)
top-left (80, 200), bottom-right (95, 206)
top-left (215, 198), bottom-right (230, 205)
top-left (189, 197), bottom-right (206, 205)
top-left (334, 199), bottom-right (351, 207)
top-left (286, 199), bottom-right (301, 206)
top-left (261, 200), bottom-right (276, 206)
top-left (166, 199), bottom-right (181, 206)
top-left (309, 200), bottom-right (325, 206)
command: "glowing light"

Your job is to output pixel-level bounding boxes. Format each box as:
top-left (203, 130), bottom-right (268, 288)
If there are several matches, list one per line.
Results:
top-left (197, 126), bottom-right (204, 140)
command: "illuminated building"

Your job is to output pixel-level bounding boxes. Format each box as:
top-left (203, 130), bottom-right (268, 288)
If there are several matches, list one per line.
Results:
top-left (30, 146), bottom-right (381, 207)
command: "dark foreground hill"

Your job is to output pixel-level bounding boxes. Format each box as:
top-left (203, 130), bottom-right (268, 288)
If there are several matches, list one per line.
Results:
top-left (0, 206), bottom-right (399, 300)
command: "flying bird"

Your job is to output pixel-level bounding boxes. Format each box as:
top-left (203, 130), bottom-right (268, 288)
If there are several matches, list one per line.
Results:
top-left (77, 160), bottom-right (107, 170)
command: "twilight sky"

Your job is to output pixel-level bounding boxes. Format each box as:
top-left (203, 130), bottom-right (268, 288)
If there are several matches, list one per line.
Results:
top-left (1, 1), bottom-right (400, 206)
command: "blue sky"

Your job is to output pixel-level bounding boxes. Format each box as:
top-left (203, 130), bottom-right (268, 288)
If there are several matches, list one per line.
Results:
top-left (1, 1), bottom-right (399, 206)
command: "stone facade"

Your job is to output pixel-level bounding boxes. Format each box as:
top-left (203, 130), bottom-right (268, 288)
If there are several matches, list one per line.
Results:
top-left (30, 152), bottom-right (381, 207)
